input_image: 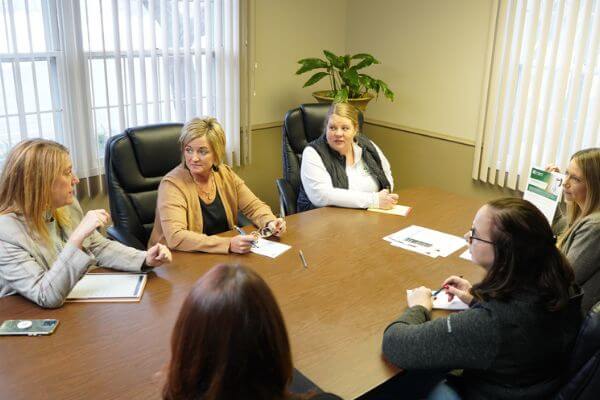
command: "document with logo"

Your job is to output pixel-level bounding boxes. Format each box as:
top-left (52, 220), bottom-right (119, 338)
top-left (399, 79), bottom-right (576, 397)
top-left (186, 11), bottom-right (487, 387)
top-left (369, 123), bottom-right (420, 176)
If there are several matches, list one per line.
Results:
top-left (384, 225), bottom-right (466, 258)
top-left (67, 273), bottom-right (147, 302)
top-left (523, 166), bottom-right (565, 223)
top-left (407, 289), bottom-right (469, 311)
top-left (251, 239), bottom-right (291, 259)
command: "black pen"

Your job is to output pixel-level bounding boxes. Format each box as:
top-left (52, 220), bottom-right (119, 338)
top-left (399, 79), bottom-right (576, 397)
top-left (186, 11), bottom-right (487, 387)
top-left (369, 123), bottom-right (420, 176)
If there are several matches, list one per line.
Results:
top-left (433, 275), bottom-right (464, 297)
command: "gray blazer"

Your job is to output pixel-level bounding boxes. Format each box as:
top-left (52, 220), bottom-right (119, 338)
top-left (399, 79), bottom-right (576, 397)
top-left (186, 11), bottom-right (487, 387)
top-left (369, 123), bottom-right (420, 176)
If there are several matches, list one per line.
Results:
top-left (554, 211), bottom-right (600, 312)
top-left (0, 201), bottom-right (146, 308)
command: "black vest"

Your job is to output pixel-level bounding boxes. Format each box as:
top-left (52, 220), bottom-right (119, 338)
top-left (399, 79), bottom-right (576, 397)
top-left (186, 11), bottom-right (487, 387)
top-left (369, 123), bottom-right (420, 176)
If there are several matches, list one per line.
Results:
top-left (297, 135), bottom-right (390, 212)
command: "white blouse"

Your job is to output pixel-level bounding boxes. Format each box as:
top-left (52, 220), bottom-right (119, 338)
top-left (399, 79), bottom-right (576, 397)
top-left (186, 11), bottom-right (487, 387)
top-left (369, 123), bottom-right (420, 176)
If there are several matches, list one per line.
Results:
top-left (300, 141), bottom-right (394, 209)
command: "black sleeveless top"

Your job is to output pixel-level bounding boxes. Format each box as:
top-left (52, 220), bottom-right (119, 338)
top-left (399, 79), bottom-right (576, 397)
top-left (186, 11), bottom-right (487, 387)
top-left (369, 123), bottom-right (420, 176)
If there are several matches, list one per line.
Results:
top-left (200, 191), bottom-right (229, 235)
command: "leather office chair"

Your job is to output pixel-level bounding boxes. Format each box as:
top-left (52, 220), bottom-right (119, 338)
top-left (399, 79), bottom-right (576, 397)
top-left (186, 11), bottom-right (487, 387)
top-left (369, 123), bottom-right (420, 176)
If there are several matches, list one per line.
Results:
top-left (554, 301), bottom-right (600, 399)
top-left (277, 103), bottom-right (363, 216)
top-left (105, 123), bottom-right (183, 250)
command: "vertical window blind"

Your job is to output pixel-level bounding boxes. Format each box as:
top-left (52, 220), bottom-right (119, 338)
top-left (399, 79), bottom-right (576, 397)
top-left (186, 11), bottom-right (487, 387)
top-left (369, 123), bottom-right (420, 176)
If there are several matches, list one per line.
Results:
top-left (474, 0), bottom-right (600, 191)
top-left (0, 0), bottom-right (241, 178)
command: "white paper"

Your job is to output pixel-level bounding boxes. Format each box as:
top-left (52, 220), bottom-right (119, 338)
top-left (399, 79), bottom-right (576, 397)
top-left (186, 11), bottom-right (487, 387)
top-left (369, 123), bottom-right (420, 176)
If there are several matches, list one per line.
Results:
top-left (67, 274), bottom-right (146, 299)
top-left (384, 225), bottom-right (466, 258)
top-left (523, 166), bottom-right (565, 223)
top-left (459, 249), bottom-right (472, 261)
top-left (407, 289), bottom-right (469, 311)
top-left (250, 238), bottom-right (291, 258)
top-left (367, 204), bottom-right (412, 216)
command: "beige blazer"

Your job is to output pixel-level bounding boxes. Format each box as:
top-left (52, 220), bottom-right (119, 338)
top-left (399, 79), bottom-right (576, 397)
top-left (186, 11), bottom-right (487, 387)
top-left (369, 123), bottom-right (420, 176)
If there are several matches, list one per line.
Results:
top-left (148, 164), bottom-right (276, 253)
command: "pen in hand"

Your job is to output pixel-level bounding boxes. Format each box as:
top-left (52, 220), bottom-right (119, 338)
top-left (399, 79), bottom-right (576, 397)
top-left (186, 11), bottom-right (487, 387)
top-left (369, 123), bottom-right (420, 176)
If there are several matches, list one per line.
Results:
top-left (234, 225), bottom-right (257, 248)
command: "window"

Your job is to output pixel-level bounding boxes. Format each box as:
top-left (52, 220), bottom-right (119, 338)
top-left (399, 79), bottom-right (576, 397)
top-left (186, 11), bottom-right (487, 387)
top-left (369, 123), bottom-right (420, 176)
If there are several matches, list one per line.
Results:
top-left (0, 0), bottom-right (240, 176)
top-left (474, 0), bottom-right (600, 191)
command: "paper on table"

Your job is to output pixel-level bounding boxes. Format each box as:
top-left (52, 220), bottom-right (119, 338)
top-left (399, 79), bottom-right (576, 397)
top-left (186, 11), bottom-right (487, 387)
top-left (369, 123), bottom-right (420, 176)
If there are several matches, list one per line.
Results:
top-left (67, 273), bottom-right (146, 302)
top-left (523, 166), bottom-right (565, 223)
top-left (367, 205), bottom-right (412, 216)
top-left (459, 249), bottom-right (472, 261)
top-left (250, 238), bottom-right (291, 258)
top-left (407, 289), bottom-right (469, 311)
top-left (384, 225), bottom-right (466, 258)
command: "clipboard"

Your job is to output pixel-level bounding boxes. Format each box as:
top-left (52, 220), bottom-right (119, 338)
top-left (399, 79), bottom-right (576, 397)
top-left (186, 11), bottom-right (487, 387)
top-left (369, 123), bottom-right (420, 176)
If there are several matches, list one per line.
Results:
top-left (66, 273), bottom-right (147, 303)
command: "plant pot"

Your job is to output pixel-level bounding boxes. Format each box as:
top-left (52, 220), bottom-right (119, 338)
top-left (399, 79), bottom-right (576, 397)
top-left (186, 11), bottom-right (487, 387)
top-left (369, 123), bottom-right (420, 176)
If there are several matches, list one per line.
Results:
top-left (312, 90), bottom-right (375, 112)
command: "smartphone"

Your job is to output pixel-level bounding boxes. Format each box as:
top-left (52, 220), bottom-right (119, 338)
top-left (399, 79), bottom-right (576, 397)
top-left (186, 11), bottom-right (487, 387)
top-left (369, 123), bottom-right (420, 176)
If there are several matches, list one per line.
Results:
top-left (0, 319), bottom-right (59, 336)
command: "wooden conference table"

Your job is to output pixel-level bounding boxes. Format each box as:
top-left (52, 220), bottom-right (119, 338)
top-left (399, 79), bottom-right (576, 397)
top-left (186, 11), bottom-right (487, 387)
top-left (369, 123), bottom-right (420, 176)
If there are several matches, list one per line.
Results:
top-left (0, 187), bottom-right (486, 400)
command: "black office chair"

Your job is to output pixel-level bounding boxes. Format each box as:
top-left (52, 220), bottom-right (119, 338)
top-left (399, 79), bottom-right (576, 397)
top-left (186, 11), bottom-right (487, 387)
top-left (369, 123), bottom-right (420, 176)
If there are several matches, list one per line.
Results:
top-left (105, 123), bottom-right (183, 250)
top-left (554, 301), bottom-right (600, 399)
top-left (277, 103), bottom-right (364, 216)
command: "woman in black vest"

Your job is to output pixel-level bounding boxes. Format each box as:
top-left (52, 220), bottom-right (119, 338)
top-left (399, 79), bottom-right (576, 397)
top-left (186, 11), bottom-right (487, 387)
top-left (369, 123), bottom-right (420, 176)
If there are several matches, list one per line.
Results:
top-left (297, 102), bottom-right (397, 212)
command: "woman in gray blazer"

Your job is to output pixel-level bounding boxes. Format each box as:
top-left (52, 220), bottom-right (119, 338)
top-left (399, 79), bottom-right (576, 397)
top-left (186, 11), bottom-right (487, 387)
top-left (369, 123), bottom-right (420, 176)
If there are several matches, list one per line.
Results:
top-left (0, 139), bottom-right (172, 308)
top-left (549, 148), bottom-right (600, 312)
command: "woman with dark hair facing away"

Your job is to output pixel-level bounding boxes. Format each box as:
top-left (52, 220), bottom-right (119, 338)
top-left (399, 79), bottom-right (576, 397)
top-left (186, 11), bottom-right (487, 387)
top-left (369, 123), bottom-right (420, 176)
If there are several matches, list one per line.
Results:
top-left (382, 198), bottom-right (582, 399)
top-left (548, 148), bottom-right (600, 312)
top-left (297, 102), bottom-right (398, 212)
top-left (163, 264), bottom-right (341, 400)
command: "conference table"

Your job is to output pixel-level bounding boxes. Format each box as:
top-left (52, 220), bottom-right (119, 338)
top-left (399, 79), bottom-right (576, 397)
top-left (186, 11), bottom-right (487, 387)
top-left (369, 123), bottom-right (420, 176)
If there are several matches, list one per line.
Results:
top-left (0, 187), bottom-right (486, 399)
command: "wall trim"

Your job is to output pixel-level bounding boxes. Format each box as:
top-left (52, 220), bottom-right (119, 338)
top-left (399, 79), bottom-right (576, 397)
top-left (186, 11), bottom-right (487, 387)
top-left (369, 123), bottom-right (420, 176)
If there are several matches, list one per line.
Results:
top-left (365, 118), bottom-right (476, 147)
top-left (250, 119), bottom-right (477, 148)
top-left (251, 121), bottom-right (283, 131)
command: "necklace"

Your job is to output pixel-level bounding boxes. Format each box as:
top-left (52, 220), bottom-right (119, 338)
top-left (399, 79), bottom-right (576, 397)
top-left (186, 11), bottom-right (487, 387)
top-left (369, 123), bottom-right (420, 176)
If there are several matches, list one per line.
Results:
top-left (196, 173), bottom-right (215, 202)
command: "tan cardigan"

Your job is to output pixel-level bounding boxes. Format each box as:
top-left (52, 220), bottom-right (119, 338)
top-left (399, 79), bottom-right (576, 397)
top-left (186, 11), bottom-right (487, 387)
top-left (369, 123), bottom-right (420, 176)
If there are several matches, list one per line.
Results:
top-left (148, 164), bottom-right (276, 253)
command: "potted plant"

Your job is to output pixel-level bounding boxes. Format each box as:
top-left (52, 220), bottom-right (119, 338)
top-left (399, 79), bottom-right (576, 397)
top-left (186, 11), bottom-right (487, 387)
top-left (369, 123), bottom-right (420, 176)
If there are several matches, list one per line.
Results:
top-left (296, 50), bottom-right (394, 111)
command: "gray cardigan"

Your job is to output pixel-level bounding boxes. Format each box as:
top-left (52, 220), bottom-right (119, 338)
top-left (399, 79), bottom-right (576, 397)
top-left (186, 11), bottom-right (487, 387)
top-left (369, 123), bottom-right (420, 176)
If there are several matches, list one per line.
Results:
top-left (0, 201), bottom-right (146, 308)
top-left (554, 211), bottom-right (600, 312)
top-left (382, 289), bottom-right (582, 399)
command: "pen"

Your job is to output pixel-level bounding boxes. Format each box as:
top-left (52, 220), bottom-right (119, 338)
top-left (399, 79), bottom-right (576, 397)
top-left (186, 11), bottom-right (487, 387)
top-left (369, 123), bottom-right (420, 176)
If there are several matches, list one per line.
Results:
top-left (234, 225), bottom-right (257, 248)
top-left (299, 250), bottom-right (308, 269)
top-left (432, 275), bottom-right (464, 297)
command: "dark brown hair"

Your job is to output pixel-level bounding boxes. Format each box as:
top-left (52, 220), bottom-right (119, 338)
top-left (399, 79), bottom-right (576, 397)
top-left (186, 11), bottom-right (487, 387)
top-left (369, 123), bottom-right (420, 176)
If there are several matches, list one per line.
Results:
top-left (471, 198), bottom-right (575, 311)
top-left (163, 264), bottom-right (298, 400)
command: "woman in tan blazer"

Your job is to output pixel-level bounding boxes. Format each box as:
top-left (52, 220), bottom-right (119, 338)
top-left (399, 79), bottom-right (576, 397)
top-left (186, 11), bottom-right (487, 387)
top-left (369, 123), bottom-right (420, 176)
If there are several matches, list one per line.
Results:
top-left (149, 117), bottom-right (285, 254)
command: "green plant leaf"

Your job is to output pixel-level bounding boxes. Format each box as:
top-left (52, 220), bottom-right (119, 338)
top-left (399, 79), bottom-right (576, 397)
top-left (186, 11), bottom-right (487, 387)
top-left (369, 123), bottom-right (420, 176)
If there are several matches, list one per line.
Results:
top-left (296, 58), bottom-right (329, 75)
top-left (378, 80), bottom-right (395, 101)
top-left (302, 71), bottom-right (330, 87)
top-left (343, 54), bottom-right (351, 68)
top-left (333, 87), bottom-right (349, 102)
top-left (351, 53), bottom-right (372, 60)
top-left (352, 55), bottom-right (379, 71)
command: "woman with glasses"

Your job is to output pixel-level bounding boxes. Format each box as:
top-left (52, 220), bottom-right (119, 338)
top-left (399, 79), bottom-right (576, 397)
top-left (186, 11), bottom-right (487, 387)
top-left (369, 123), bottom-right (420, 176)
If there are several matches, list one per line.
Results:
top-left (381, 198), bottom-right (582, 399)
top-left (149, 117), bottom-right (285, 254)
top-left (163, 264), bottom-right (341, 400)
top-left (297, 102), bottom-right (398, 212)
top-left (548, 148), bottom-right (600, 312)
top-left (0, 139), bottom-right (171, 308)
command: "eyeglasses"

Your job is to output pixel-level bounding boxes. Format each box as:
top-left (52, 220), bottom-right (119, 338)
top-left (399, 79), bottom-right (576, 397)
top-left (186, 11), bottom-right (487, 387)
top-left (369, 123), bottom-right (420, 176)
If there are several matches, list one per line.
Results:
top-left (251, 226), bottom-right (274, 239)
top-left (466, 228), bottom-right (494, 245)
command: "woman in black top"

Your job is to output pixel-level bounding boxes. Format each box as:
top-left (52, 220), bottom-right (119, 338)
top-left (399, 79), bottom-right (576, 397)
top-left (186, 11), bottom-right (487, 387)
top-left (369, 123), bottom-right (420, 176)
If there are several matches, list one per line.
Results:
top-left (382, 198), bottom-right (582, 400)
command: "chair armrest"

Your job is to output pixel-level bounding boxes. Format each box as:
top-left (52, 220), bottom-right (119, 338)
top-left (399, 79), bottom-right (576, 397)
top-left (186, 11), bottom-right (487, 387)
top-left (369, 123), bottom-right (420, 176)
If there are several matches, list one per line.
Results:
top-left (276, 178), bottom-right (297, 216)
top-left (106, 226), bottom-right (146, 251)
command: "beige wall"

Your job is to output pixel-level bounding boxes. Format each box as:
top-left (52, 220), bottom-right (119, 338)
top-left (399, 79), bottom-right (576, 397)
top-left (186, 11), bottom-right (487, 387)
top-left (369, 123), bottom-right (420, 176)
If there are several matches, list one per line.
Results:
top-left (251, 0), bottom-right (347, 125)
top-left (346, 0), bottom-right (495, 142)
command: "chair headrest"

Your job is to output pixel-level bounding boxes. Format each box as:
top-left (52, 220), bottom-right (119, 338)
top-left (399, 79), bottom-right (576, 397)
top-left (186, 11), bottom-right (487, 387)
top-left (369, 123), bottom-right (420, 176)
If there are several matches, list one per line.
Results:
top-left (127, 123), bottom-right (183, 177)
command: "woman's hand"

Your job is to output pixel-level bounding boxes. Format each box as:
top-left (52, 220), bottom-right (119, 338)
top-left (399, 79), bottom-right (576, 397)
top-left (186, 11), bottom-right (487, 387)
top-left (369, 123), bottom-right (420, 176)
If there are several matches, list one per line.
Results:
top-left (378, 189), bottom-right (399, 210)
top-left (145, 244), bottom-right (172, 267)
top-left (407, 286), bottom-right (433, 311)
top-left (442, 275), bottom-right (473, 304)
top-left (267, 218), bottom-right (286, 237)
top-left (229, 235), bottom-right (256, 254)
top-left (545, 164), bottom-right (561, 173)
top-left (69, 209), bottom-right (111, 248)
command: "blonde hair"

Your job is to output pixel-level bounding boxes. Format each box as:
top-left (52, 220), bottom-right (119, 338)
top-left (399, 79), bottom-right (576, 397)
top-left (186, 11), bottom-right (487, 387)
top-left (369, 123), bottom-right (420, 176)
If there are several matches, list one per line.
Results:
top-left (0, 139), bottom-right (71, 243)
top-left (558, 147), bottom-right (600, 248)
top-left (179, 117), bottom-right (226, 167)
top-left (325, 102), bottom-right (361, 134)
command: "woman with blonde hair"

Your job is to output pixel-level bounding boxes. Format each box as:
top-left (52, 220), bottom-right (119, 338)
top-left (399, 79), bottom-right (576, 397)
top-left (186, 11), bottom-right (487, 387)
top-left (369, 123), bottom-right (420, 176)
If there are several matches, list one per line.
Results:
top-left (0, 139), bottom-right (171, 308)
top-left (149, 117), bottom-right (285, 254)
top-left (549, 147), bottom-right (600, 312)
top-left (298, 102), bottom-right (397, 212)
